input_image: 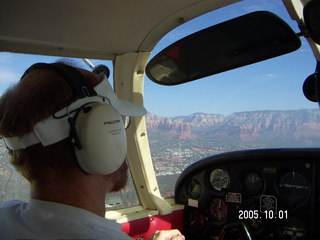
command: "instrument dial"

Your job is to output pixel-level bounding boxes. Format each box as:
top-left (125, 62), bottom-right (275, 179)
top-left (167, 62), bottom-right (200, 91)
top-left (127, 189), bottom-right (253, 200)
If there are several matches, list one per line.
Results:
top-left (209, 197), bottom-right (228, 224)
top-left (187, 179), bottom-right (202, 199)
top-left (278, 171), bottom-right (310, 207)
top-left (187, 209), bottom-right (206, 231)
top-left (243, 172), bottom-right (264, 195)
top-left (209, 168), bottom-right (230, 191)
top-left (279, 218), bottom-right (306, 239)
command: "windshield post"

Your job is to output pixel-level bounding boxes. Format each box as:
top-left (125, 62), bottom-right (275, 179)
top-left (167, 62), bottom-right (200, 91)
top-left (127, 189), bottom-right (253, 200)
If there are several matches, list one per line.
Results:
top-left (114, 52), bottom-right (173, 215)
top-left (283, 0), bottom-right (320, 61)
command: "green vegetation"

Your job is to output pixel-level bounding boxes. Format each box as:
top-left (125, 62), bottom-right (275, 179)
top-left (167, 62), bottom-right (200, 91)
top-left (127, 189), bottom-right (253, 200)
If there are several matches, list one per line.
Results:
top-left (0, 140), bottom-right (30, 203)
top-left (149, 137), bottom-right (267, 198)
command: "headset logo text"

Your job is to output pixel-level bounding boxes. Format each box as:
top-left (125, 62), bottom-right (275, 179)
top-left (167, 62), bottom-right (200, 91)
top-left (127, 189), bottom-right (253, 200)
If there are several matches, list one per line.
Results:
top-left (104, 120), bottom-right (121, 125)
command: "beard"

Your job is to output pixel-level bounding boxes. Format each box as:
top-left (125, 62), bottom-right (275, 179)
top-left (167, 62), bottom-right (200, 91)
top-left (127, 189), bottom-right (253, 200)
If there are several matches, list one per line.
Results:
top-left (109, 160), bottom-right (128, 192)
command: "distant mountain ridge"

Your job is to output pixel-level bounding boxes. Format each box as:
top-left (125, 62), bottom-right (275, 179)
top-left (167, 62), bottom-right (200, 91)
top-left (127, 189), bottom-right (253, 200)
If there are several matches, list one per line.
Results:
top-left (146, 109), bottom-right (320, 145)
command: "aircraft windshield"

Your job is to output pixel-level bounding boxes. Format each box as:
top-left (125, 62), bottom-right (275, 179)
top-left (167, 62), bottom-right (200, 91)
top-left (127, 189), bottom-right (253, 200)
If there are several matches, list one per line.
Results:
top-left (144, 0), bottom-right (318, 198)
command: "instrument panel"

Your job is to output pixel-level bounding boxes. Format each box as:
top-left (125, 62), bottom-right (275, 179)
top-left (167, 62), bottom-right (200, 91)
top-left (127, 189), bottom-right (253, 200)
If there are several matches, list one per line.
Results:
top-left (174, 149), bottom-right (320, 240)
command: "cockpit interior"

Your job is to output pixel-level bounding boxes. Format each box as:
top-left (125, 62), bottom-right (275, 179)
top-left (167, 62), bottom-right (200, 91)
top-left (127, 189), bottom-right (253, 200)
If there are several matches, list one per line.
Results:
top-left (0, 0), bottom-right (320, 239)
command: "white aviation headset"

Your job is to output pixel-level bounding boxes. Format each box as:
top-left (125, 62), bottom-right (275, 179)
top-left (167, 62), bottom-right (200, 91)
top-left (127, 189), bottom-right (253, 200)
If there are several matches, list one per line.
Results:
top-left (3, 63), bottom-right (147, 175)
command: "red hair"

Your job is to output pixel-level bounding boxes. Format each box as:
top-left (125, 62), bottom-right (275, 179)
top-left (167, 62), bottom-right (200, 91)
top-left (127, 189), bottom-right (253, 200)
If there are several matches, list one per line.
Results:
top-left (0, 63), bottom-right (101, 183)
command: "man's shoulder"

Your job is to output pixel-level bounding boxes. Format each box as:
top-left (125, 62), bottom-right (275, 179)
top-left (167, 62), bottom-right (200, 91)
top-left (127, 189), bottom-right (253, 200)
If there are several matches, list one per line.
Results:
top-left (0, 199), bottom-right (26, 211)
top-left (0, 200), bottom-right (133, 239)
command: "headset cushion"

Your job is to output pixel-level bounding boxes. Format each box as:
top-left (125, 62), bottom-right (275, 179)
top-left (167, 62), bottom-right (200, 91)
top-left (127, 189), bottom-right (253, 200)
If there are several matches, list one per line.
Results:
top-left (74, 103), bottom-right (127, 175)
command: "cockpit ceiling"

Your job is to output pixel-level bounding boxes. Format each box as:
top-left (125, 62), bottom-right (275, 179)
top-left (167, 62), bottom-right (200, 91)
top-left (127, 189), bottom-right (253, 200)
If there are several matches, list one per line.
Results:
top-left (0, 0), bottom-right (239, 60)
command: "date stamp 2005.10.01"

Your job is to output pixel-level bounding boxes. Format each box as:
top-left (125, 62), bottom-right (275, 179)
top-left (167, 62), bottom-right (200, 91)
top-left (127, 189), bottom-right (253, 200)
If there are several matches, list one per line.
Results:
top-left (238, 195), bottom-right (288, 220)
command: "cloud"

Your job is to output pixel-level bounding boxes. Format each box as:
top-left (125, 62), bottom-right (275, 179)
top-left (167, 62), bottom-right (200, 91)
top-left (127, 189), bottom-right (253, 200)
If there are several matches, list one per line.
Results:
top-left (266, 73), bottom-right (287, 79)
top-left (298, 47), bottom-right (311, 53)
top-left (266, 73), bottom-right (277, 78)
top-left (0, 68), bottom-right (20, 84)
top-left (242, 5), bottom-right (264, 12)
top-left (0, 53), bottom-right (13, 63)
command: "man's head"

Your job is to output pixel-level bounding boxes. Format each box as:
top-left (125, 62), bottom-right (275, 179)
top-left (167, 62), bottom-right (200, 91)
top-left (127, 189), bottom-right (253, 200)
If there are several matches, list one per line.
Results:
top-left (0, 61), bottom-right (145, 189)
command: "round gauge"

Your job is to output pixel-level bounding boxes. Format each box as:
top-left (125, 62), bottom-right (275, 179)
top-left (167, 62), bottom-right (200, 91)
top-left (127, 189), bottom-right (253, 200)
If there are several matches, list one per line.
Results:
top-left (209, 197), bottom-right (228, 224)
top-left (277, 171), bottom-right (310, 207)
top-left (209, 168), bottom-right (230, 191)
top-left (187, 209), bottom-right (206, 231)
top-left (249, 218), bottom-right (264, 232)
top-left (187, 179), bottom-right (202, 199)
top-left (279, 218), bottom-right (306, 239)
top-left (243, 172), bottom-right (264, 195)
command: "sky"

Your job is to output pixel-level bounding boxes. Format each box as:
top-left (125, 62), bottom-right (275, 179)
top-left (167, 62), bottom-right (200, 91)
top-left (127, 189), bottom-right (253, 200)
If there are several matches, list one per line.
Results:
top-left (0, 0), bottom-right (318, 117)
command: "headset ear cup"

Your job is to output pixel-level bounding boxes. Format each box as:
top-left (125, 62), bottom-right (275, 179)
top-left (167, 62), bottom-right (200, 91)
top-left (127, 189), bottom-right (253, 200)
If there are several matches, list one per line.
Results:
top-left (74, 103), bottom-right (127, 175)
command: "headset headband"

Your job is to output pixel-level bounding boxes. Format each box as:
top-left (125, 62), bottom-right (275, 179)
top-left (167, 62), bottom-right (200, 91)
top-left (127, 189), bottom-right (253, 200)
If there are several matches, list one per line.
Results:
top-left (22, 63), bottom-right (97, 100)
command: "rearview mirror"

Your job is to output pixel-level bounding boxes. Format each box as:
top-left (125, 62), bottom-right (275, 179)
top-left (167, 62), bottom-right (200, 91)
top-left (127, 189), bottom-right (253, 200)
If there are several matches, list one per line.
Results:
top-left (146, 11), bottom-right (301, 85)
top-left (303, 0), bottom-right (320, 45)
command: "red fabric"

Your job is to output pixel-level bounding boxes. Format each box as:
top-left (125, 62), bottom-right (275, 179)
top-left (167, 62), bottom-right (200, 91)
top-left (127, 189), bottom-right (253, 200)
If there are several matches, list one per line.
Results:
top-left (121, 209), bottom-right (184, 239)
